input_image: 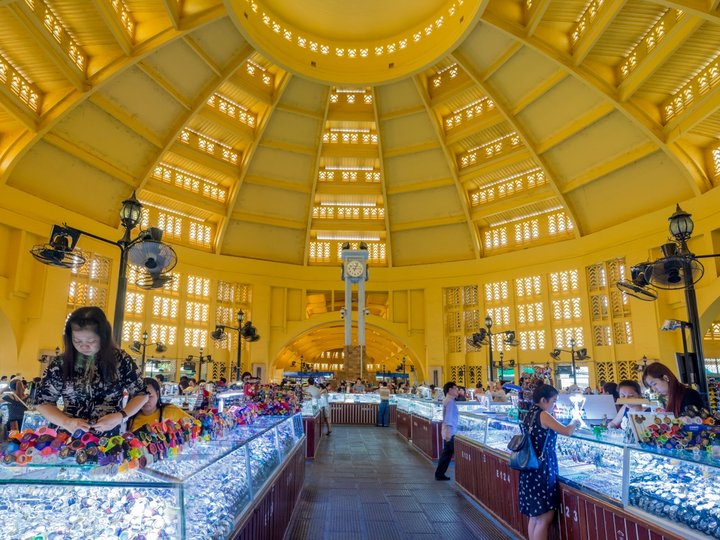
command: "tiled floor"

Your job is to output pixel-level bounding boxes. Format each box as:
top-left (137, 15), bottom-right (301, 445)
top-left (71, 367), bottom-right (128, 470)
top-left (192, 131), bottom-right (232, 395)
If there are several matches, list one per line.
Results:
top-left (283, 426), bottom-right (518, 540)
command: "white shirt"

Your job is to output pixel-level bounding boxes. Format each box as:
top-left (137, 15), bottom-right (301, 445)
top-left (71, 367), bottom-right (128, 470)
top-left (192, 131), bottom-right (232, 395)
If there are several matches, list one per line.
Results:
top-left (304, 385), bottom-right (321, 400)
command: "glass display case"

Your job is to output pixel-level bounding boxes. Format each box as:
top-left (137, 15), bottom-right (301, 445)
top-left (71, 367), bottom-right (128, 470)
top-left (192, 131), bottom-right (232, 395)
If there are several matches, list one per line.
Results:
top-left (164, 393), bottom-right (204, 411)
top-left (301, 397), bottom-right (319, 417)
top-left (214, 390), bottom-right (248, 412)
top-left (326, 393), bottom-right (397, 404)
top-left (0, 414), bottom-right (303, 540)
top-left (626, 446), bottom-right (720, 539)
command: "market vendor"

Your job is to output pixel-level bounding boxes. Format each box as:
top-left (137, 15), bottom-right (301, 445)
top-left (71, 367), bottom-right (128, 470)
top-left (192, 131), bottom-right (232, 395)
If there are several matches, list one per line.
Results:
top-left (607, 380), bottom-right (646, 429)
top-left (129, 377), bottom-right (192, 431)
top-left (34, 306), bottom-right (148, 437)
top-left (642, 361), bottom-right (704, 417)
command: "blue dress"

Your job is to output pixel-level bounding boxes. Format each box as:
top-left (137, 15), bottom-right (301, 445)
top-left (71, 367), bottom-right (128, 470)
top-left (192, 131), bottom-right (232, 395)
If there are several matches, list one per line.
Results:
top-left (518, 405), bottom-right (559, 517)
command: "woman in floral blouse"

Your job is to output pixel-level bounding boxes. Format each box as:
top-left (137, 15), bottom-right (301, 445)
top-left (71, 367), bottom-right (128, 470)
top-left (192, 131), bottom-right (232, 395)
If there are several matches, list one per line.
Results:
top-left (35, 306), bottom-right (148, 436)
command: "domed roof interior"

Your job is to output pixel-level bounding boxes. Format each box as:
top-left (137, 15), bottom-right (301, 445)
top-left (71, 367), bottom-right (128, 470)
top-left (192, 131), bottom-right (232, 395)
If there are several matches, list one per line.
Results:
top-left (0, 0), bottom-right (717, 268)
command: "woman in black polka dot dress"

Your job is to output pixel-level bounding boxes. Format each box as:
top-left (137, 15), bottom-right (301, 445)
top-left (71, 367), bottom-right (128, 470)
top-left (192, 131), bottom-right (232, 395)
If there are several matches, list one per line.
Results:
top-left (519, 384), bottom-right (579, 540)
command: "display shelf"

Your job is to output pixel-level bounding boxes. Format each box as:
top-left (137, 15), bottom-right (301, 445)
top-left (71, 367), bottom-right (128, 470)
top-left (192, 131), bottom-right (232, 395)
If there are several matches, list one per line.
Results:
top-left (455, 411), bottom-right (711, 540)
top-left (302, 411), bottom-right (322, 459)
top-left (327, 393), bottom-right (397, 425)
top-left (0, 414), bottom-right (305, 540)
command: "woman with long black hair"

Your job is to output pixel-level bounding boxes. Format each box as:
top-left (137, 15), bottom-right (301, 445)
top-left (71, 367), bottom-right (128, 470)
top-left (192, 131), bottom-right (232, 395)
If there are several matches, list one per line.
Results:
top-left (642, 361), bottom-right (703, 416)
top-left (35, 306), bottom-right (148, 436)
top-left (518, 384), bottom-right (579, 540)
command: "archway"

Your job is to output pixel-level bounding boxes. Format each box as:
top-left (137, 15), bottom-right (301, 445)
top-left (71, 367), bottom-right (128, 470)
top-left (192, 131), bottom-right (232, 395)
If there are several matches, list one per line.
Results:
top-left (271, 321), bottom-right (424, 383)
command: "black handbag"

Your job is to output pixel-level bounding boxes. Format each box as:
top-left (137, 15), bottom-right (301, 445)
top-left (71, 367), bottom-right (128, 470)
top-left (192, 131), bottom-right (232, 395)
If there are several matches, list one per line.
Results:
top-left (508, 410), bottom-right (548, 472)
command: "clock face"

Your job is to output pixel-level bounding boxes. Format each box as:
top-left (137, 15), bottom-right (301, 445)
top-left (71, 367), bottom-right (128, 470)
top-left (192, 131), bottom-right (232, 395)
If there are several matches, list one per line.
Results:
top-left (345, 260), bottom-right (365, 278)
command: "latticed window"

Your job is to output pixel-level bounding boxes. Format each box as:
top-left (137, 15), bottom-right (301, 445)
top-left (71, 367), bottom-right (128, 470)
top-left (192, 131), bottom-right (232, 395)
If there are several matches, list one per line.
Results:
top-left (515, 275), bottom-right (541, 297)
top-left (446, 312), bottom-right (462, 333)
top-left (592, 325), bottom-right (612, 346)
top-left (484, 281), bottom-right (509, 303)
top-left (447, 335), bottom-right (463, 353)
top-left (517, 302), bottom-right (544, 324)
top-left (68, 282), bottom-right (109, 310)
top-left (187, 276), bottom-right (210, 298)
top-left (151, 324), bottom-right (177, 346)
top-left (152, 296), bottom-right (178, 319)
top-left (610, 290), bottom-right (630, 317)
top-left (188, 221), bottom-right (212, 247)
top-left (487, 306), bottom-right (510, 326)
top-left (514, 219), bottom-right (539, 243)
top-left (186, 301), bottom-right (209, 323)
top-left (484, 227), bottom-right (508, 250)
top-left (586, 263), bottom-right (606, 290)
top-left (547, 211), bottom-right (573, 235)
top-left (706, 322), bottom-right (720, 340)
top-left (589, 295), bottom-right (609, 321)
top-left (553, 327), bottom-right (584, 348)
top-left (444, 287), bottom-right (462, 307)
top-left (519, 330), bottom-right (545, 351)
top-left (122, 321), bottom-right (143, 344)
top-left (613, 321), bottom-right (633, 344)
top-left (309, 241), bottom-right (331, 261)
top-left (124, 292), bottom-right (144, 314)
top-left (158, 213), bottom-right (182, 239)
top-left (464, 310), bottom-right (480, 333)
top-left (550, 270), bottom-right (579, 293)
top-left (217, 281), bottom-right (251, 304)
top-left (184, 328), bottom-right (207, 348)
top-left (551, 298), bottom-right (582, 321)
top-left (68, 252), bottom-right (111, 310)
top-left (463, 285), bottom-right (479, 306)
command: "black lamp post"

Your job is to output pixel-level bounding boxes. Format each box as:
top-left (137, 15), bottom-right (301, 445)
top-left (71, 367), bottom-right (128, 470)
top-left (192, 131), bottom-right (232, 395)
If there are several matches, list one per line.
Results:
top-left (30, 193), bottom-right (177, 344)
top-left (130, 331), bottom-right (167, 375)
top-left (617, 204), bottom-right (720, 406)
top-left (468, 315), bottom-right (518, 382)
top-left (211, 310), bottom-right (260, 382)
top-left (497, 351), bottom-right (516, 384)
top-left (549, 338), bottom-right (590, 386)
top-left (186, 348), bottom-right (212, 381)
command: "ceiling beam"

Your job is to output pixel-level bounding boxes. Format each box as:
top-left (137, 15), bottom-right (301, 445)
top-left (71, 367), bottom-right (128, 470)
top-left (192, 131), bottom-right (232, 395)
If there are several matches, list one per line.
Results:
top-left (43, 132), bottom-right (136, 186)
top-left (558, 141), bottom-right (658, 194)
top-left (229, 210), bottom-right (306, 230)
top-left (652, 0), bottom-right (720, 23)
top-left (480, 42), bottom-right (523, 82)
top-left (385, 177), bottom-right (455, 195)
top-left (444, 109), bottom-right (505, 146)
top-left (535, 102), bottom-right (614, 154)
top-left (183, 35), bottom-right (222, 76)
top-left (511, 70), bottom-right (568, 115)
top-left (91, 0), bottom-right (134, 56)
top-left (89, 94), bottom-right (163, 147)
top-left (664, 80), bottom-right (720, 143)
top-left (618, 15), bottom-right (703, 102)
top-left (197, 105), bottom-right (255, 141)
top-left (0, 87), bottom-right (39, 131)
top-left (162, 0), bottom-right (182, 29)
top-left (452, 51), bottom-right (582, 239)
top-left (169, 141), bottom-right (241, 177)
top-left (382, 141), bottom-right (439, 159)
top-left (7, 2), bottom-right (87, 91)
top-left (524, 0), bottom-right (552, 36)
top-left (456, 146), bottom-right (533, 182)
top-left (571, 0), bottom-right (627, 66)
top-left (136, 62), bottom-right (192, 110)
top-left (144, 177), bottom-right (227, 217)
top-left (389, 214), bottom-right (469, 232)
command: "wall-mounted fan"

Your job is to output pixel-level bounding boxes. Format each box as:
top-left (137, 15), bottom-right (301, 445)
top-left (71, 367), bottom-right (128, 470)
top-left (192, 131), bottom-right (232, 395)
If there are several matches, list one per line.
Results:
top-left (30, 225), bottom-right (85, 268)
top-left (136, 271), bottom-right (176, 290)
top-left (128, 227), bottom-right (177, 289)
top-left (240, 321), bottom-right (261, 342)
top-left (616, 261), bottom-right (658, 301)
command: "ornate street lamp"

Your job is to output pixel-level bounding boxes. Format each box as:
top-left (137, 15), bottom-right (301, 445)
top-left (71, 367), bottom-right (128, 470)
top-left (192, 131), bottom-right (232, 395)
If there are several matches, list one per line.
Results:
top-left (467, 315), bottom-right (518, 382)
top-left (549, 338), bottom-right (591, 386)
top-left (211, 310), bottom-right (260, 382)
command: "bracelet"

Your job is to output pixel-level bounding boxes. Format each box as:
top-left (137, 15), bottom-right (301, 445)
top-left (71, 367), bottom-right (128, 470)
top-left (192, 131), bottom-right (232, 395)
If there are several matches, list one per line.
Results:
top-left (119, 410), bottom-right (128, 419)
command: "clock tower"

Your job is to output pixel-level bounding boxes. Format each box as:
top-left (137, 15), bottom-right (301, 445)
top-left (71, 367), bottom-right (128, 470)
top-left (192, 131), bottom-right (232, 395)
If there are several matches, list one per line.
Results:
top-left (341, 244), bottom-right (369, 381)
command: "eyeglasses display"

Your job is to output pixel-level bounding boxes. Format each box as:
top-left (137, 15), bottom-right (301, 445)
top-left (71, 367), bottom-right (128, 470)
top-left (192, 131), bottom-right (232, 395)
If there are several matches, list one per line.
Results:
top-left (0, 413), bottom-right (303, 540)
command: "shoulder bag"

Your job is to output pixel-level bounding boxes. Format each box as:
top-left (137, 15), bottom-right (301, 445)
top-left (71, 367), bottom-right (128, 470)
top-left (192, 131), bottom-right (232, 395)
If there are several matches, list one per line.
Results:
top-left (507, 409), bottom-right (549, 471)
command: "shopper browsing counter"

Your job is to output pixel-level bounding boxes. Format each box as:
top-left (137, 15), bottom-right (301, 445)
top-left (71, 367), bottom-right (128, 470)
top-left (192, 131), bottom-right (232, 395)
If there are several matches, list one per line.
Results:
top-left (34, 307), bottom-right (148, 437)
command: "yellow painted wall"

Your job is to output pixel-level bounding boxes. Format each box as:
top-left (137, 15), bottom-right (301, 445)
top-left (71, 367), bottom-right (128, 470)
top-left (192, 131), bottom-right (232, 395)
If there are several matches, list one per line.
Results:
top-left (2, 185), bottom-right (720, 384)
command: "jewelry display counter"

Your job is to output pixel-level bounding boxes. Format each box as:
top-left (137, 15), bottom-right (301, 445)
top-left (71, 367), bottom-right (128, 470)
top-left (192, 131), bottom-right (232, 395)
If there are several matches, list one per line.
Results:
top-left (0, 414), bottom-right (305, 540)
top-left (455, 412), bottom-right (709, 540)
top-left (327, 393), bottom-right (397, 425)
top-left (301, 398), bottom-right (322, 459)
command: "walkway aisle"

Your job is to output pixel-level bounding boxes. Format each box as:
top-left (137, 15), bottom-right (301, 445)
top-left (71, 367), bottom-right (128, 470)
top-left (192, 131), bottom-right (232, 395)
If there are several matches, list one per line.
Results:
top-left (284, 426), bottom-right (517, 540)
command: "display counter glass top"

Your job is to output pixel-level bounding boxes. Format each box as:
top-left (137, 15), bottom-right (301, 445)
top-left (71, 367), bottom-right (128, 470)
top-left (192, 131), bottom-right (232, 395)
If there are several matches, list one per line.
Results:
top-left (0, 413), bottom-right (304, 540)
top-left (327, 392), bottom-right (397, 404)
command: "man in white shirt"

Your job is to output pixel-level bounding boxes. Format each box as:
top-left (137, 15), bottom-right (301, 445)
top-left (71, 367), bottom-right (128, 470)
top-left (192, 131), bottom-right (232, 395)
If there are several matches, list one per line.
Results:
top-left (352, 378), bottom-right (365, 393)
top-left (434, 382), bottom-right (459, 481)
top-left (304, 377), bottom-right (321, 401)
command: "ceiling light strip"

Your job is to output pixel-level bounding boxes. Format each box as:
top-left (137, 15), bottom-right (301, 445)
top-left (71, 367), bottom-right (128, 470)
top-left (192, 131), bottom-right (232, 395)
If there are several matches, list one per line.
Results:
top-left (108, 0), bottom-right (135, 39)
top-left (140, 200), bottom-right (207, 223)
top-left (207, 94), bottom-right (256, 128)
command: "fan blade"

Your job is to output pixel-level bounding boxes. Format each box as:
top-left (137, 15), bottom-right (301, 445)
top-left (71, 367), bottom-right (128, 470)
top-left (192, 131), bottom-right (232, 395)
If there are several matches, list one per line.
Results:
top-left (616, 280), bottom-right (657, 301)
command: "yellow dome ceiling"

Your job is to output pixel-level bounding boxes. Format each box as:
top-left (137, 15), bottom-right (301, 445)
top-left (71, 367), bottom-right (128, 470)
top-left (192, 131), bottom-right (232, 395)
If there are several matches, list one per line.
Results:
top-left (0, 0), bottom-right (717, 270)
top-left (226, 0), bottom-right (486, 83)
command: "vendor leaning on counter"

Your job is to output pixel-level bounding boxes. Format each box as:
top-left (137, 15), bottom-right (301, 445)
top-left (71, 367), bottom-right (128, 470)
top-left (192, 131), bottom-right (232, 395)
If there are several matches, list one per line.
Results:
top-left (34, 306), bottom-right (149, 437)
